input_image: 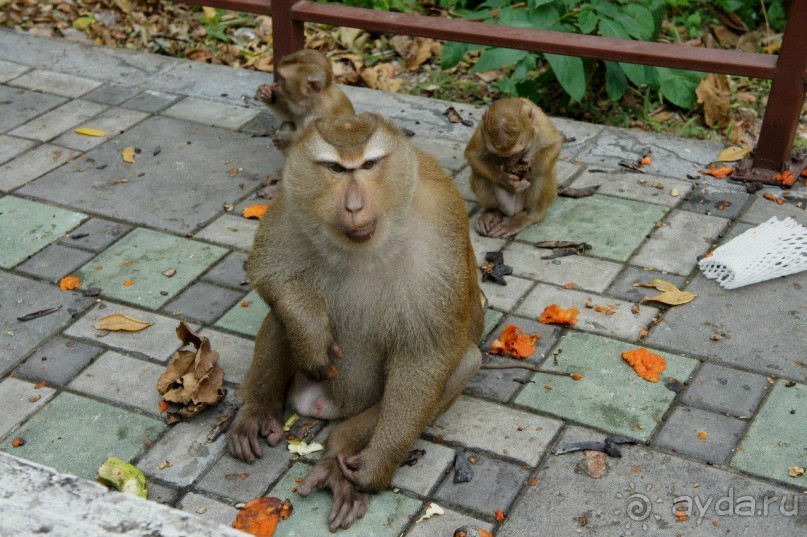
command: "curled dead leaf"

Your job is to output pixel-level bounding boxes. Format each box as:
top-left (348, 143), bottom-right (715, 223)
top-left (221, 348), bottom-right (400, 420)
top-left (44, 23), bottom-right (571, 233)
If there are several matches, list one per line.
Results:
top-left (716, 145), bottom-right (752, 162)
top-left (696, 74), bottom-right (730, 128)
top-left (94, 313), bottom-right (154, 332)
top-left (74, 128), bottom-right (107, 137)
top-left (122, 146), bottom-right (136, 164)
top-left (360, 62), bottom-right (403, 93)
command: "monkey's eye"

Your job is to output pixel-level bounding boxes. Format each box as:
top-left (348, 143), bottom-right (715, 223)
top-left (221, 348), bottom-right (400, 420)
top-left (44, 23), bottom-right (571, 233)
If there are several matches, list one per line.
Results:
top-left (326, 162), bottom-right (347, 174)
top-left (360, 159), bottom-right (377, 171)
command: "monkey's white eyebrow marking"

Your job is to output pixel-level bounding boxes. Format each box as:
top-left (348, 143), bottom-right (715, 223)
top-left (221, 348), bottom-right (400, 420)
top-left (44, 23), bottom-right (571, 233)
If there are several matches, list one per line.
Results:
top-left (362, 146), bottom-right (387, 163)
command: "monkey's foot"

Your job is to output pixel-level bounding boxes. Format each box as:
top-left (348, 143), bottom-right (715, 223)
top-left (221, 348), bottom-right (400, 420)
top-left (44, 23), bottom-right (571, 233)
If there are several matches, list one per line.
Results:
top-left (299, 458), bottom-right (370, 531)
top-left (226, 412), bottom-right (284, 463)
top-left (476, 210), bottom-right (504, 236)
top-left (488, 215), bottom-right (530, 239)
top-left (256, 84), bottom-right (276, 105)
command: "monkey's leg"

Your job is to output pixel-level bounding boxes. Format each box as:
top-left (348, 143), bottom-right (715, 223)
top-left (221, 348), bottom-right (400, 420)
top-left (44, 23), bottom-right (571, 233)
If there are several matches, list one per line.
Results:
top-left (227, 313), bottom-right (294, 463)
top-left (488, 205), bottom-right (548, 239)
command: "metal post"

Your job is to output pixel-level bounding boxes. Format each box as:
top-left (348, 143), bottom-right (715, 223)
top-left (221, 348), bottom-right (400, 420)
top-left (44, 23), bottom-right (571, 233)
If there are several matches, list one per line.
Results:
top-left (272, 0), bottom-right (306, 72)
top-left (752, 0), bottom-right (807, 172)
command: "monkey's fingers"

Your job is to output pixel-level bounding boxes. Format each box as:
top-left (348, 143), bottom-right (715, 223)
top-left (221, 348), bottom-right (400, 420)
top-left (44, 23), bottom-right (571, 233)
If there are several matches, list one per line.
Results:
top-left (336, 452), bottom-right (362, 483)
top-left (511, 178), bottom-right (530, 193)
top-left (328, 342), bottom-right (345, 360)
top-left (260, 416), bottom-right (284, 446)
top-left (299, 463), bottom-right (329, 497)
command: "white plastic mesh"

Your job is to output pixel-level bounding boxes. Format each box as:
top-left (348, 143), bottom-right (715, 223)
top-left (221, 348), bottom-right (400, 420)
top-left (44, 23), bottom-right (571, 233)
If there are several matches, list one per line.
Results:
top-left (698, 216), bottom-right (807, 289)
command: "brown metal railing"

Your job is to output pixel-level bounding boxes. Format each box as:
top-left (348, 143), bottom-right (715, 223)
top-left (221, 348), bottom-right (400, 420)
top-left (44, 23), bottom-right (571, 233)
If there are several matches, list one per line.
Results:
top-left (178, 0), bottom-right (806, 174)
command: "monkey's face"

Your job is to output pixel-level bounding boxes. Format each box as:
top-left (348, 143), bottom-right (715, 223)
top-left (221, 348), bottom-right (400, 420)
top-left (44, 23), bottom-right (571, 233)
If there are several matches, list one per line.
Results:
top-left (482, 98), bottom-right (536, 161)
top-left (286, 114), bottom-right (416, 250)
top-left (275, 64), bottom-right (327, 102)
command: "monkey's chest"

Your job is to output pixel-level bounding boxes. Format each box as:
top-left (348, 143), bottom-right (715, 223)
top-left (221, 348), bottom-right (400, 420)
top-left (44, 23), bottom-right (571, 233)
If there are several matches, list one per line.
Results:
top-left (493, 186), bottom-right (526, 216)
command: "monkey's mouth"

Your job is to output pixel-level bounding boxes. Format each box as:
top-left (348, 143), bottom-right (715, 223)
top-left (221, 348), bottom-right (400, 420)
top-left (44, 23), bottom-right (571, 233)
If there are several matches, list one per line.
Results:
top-left (343, 222), bottom-right (377, 243)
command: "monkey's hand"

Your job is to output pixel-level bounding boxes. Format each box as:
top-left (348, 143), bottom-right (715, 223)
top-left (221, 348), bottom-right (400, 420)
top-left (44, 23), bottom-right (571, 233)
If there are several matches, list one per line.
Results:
top-left (272, 129), bottom-right (295, 152)
top-left (295, 340), bottom-right (345, 382)
top-left (488, 213), bottom-right (531, 239)
top-left (336, 452), bottom-right (387, 493)
top-left (476, 209), bottom-right (504, 236)
top-left (299, 456), bottom-right (369, 531)
top-left (256, 84), bottom-right (277, 105)
top-left (227, 409), bottom-right (284, 463)
top-left (510, 177), bottom-right (531, 193)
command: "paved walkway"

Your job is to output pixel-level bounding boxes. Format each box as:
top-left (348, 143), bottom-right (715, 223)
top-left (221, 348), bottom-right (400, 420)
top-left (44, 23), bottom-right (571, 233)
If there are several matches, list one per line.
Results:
top-left (0, 28), bottom-right (805, 536)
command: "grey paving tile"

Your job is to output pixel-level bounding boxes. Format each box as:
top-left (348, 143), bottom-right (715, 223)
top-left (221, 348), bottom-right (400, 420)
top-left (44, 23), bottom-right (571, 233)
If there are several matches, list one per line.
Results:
top-left (466, 353), bottom-right (539, 403)
top-left (433, 452), bottom-right (529, 518)
top-left (468, 212), bottom-right (506, 265)
top-left (631, 209), bottom-right (727, 275)
top-left (147, 481), bottom-right (180, 505)
top-left (555, 159), bottom-right (585, 185)
top-left (195, 214), bottom-right (259, 251)
top-left (15, 336), bottom-right (102, 386)
top-left (569, 169), bottom-right (691, 207)
top-left (451, 167), bottom-right (475, 202)
top-left (82, 83), bottom-right (142, 106)
top-left (198, 328), bottom-right (254, 386)
top-left (178, 492), bottom-right (238, 528)
top-left (18, 116), bottom-right (279, 234)
top-left (411, 136), bottom-right (466, 173)
top-left (16, 244), bottom-right (95, 281)
top-left (65, 303), bottom-right (195, 363)
top-left (68, 350), bottom-right (164, 415)
top-left (682, 363), bottom-right (769, 417)
top-left (679, 181), bottom-right (750, 220)
top-left (0, 377), bottom-right (56, 439)
top-left (503, 241), bottom-right (623, 292)
top-left (0, 272), bottom-right (92, 376)
top-left (497, 425), bottom-right (807, 537)
top-left (653, 406), bottom-right (745, 465)
top-left (214, 289), bottom-right (269, 338)
top-left (202, 251), bottom-right (249, 289)
top-left (517, 283), bottom-right (659, 341)
top-left (9, 99), bottom-right (106, 142)
top-left (9, 69), bottom-right (102, 98)
top-left (606, 266), bottom-right (687, 303)
top-left (740, 193), bottom-right (807, 225)
top-left (163, 97), bottom-right (259, 130)
top-left (165, 282), bottom-right (244, 325)
top-left (152, 59), bottom-right (270, 104)
top-left (390, 439), bottom-right (454, 497)
top-left (50, 107), bottom-right (149, 151)
top-left (478, 275), bottom-right (532, 311)
top-left (0, 59), bottom-right (29, 82)
top-left (239, 109), bottom-right (279, 135)
top-left (0, 135), bottom-right (36, 165)
top-left (61, 218), bottom-right (131, 252)
top-left (647, 271), bottom-right (807, 380)
top-left (0, 85), bottom-right (67, 132)
top-left (122, 90), bottom-right (180, 113)
top-left (197, 446), bottom-right (293, 502)
top-left (552, 117), bottom-right (604, 160)
top-left (426, 395), bottom-right (562, 465)
top-left (0, 144), bottom-right (80, 191)
top-left (404, 506), bottom-right (492, 537)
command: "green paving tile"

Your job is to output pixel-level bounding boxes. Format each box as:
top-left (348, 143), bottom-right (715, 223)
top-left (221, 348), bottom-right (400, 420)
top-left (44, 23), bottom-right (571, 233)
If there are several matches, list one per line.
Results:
top-left (214, 289), bottom-right (269, 337)
top-left (515, 332), bottom-right (698, 440)
top-left (268, 463), bottom-right (422, 537)
top-left (731, 381), bottom-right (806, 485)
top-left (482, 309), bottom-right (503, 341)
top-left (0, 196), bottom-right (86, 268)
top-left (0, 392), bottom-right (165, 479)
top-left (74, 228), bottom-right (227, 310)
top-left (515, 195), bottom-right (667, 261)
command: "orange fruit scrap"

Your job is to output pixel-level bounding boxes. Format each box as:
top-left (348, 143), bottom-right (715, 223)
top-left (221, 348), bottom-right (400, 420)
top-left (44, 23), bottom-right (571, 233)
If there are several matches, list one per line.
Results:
top-left (621, 348), bottom-right (667, 383)
top-left (801, 168), bottom-right (807, 177)
top-left (763, 193), bottom-right (785, 205)
top-left (698, 431), bottom-right (708, 441)
top-left (675, 509), bottom-right (689, 522)
top-left (495, 508), bottom-right (505, 522)
top-left (699, 167), bottom-right (733, 179)
top-left (489, 324), bottom-right (541, 359)
top-left (243, 204), bottom-right (269, 220)
top-left (773, 170), bottom-right (796, 186)
top-left (571, 373), bottom-right (583, 381)
top-left (59, 275), bottom-right (81, 291)
top-left (232, 497), bottom-right (292, 537)
top-left (640, 156), bottom-right (652, 166)
top-left (539, 304), bottom-right (580, 325)
top-left (123, 280), bottom-right (134, 287)
top-left (11, 438), bottom-right (25, 448)
top-left (159, 401), bottom-right (170, 413)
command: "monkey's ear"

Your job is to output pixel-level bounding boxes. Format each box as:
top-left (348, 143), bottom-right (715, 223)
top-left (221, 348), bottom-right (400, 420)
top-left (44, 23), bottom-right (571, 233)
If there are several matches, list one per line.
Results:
top-left (307, 76), bottom-right (324, 93)
top-left (521, 104), bottom-right (536, 121)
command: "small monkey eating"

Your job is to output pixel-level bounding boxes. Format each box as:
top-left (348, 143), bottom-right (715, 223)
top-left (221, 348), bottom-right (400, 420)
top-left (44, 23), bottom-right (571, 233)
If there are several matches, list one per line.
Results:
top-left (465, 98), bottom-right (563, 238)
top-left (256, 49), bottom-right (355, 153)
top-left (228, 113), bottom-right (483, 531)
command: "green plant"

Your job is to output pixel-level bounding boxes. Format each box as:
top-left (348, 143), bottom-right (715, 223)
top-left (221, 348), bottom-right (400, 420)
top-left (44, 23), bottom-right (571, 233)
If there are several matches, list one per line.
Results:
top-left (442, 0), bottom-right (703, 110)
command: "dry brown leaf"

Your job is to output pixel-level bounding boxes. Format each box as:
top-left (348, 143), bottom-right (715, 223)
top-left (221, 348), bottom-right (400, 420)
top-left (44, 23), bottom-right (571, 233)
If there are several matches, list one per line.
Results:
top-left (643, 290), bottom-right (697, 306)
top-left (716, 146), bottom-right (752, 162)
top-left (157, 322), bottom-right (226, 424)
top-left (390, 35), bottom-right (441, 70)
top-left (122, 146), bottom-right (136, 164)
top-left (360, 62), bottom-right (402, 93)
top-left (94, 313), bottom-right (154, 332)
top-left (633, 279), bottom-right (679, 292)
top-left (695, 74), bottom-right (730, 129)
top-left (585, 450), bottom-right (608, 479)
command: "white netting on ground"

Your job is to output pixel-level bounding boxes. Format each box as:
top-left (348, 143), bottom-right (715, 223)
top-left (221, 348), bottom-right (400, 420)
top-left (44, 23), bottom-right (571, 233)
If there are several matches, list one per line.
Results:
top-left (698, 216), bottom-right (807, 289)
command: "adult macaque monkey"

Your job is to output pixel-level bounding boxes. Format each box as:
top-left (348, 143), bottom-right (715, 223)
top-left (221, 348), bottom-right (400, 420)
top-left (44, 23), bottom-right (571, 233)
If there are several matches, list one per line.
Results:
top-left (228, 113), bottom-right (483, 531)
top-left (256, 49), bottom-right (355, 152)
top-left (465, 98), bottom-right (563, 238)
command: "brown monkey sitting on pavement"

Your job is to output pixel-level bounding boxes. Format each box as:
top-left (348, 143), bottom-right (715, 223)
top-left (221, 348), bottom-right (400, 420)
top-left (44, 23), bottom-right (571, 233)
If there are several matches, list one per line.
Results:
top-left (228, 112), bottom-right (483, 531)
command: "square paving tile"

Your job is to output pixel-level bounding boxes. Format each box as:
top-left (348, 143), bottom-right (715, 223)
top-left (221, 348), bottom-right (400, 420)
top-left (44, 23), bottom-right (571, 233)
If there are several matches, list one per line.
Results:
top-left (515, 332), bottom-right (698, 440)
top-left (197, 447), bottom-right (293, 502)
top-left (163, 97), bottom-right (259, 129)
top-left (466, 354), bottom-right (541, 403)
top-left (15, 336), bottom-right (102, 386)
top-left (0, 86), bottom-right (67, 132)
top-left (50, 106), bottom-right (149, 151)
top-left (0, 392), bottom-right (165, 479)
top-left (451, 167), bottom-right (475, 201)
top-left (195, 214), bottom-right (259, 251)
top-left (121, 90), bottom-right (180, 113)
top-left (164, 282), bottom-right (244, 324)
top-left (82, 83), bottom-right (141, 106)
top-left (653, 406), bottom-right (745, 465)
top-left (9, 69), bottom-right (102, 97)
top-left (469, 214), bottom-right (507, 265)
top-left (555, 159), bottom-right (584, 185)
top-left (18, 116), bottom-right (280, 234)
top-left (198, 328), bottom-right (254, 386)
top-left (411, 136), bottom-right (466, 173)
top-left (732, 380), bottom-right (806, 486)
top-left (426, 395), bottom-right (561, 465)
top-left (0, 377), bottom-right (56, 439)
top-left (516, 283), bottom-right (660, 341)
top-left (178, 492), bottom-right (239, 528)
top-left (515, 195), bottom-right (668, 262)
top-left (15, 244), bottom-right (95, 281)
top-left (268, 463), bottom-right (422, 537)
top-left (570, 170), bottom-right (691, 207)
top-left (647, 271), bottom-right (807, 380)
top-left (202, 251), bottom-right (249, 289)
top-left (682, 363), bottom-right (768, 417)
top-left (0, 144), bottom-right (80, 191)
top-left (9, 99), bottom-right (106, 142)
top-left (68, 351), bottom-right (165, 415)
top-left (503, 241), bottom-right (623, 292)
top-left (65, 303), bottom-right (196, 362)
top-left (0, 134), bottom-right (36, 165)
top-left (73, 228), bottom-right (227, 310)
top-left (479, 275), bottom-right (532, 311)
top-left (0, 59), bottom-right (29, 82)
top-left (679, 182), bottom-right (750, 220)
top-left (481, 309), bottom-right (503, 341)
top-left (606, 266), bottom-right (687, 303)
top-left (214, 289), bottom-right (269, 338)
top-left (390, 439), bottom-right (455, 497)
top-left (740, 194), bottom-right (807, 225)
top-left (61, 218), bottom-right (131, 252)
top-left (552, 117), bottom-right (604, 160)
top-left (631, 209), bottom-right (727, 275)
top-left (0, 196), bottom-right (87, 268)
top-left (239, 109), bottom-right (279, 135)
top-left (404, 506), bottom-right (492, 537)
top-left (0, 272), bottom-right (92, 376)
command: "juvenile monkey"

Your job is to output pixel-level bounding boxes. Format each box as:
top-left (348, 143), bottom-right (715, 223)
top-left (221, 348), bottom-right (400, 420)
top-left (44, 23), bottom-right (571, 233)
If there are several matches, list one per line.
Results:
top-left (228, 113), bottom-right (483, 531)
top-left (465, 98), bottom-right (563, 238)
top-left (256, 49), bottom-right (355, 152)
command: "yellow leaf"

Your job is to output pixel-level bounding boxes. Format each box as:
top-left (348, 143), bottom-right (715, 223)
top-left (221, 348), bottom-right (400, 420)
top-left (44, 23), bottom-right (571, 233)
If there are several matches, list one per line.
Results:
top-left (716, 146), bottom-right (752, 162)
top-left (74, 16), bottom-right (96, 31)
top-left (114, 0), bottom-right (133, 13)
top-left (632, 279), bottom-right (678, 292)
top-left (202, 6), bottom-right (217, 18)
top-left (74, 128), bottom-right (107, 137)
top-left (122, 146), bottom-right (136, 164)
top-left (94, 313), bottom-right (153, 332)
top-left (642, 290), bottom-right (697, 306)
